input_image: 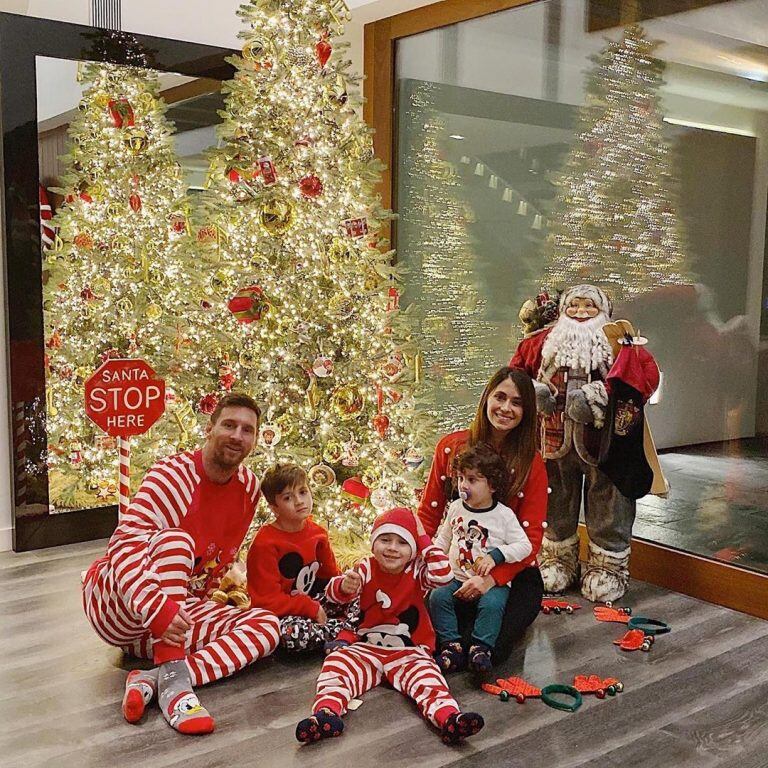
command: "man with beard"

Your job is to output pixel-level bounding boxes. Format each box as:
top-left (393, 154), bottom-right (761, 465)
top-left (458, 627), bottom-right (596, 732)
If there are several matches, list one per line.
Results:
top-left (510, 285), bottom-right (654, 602)
top-left (82, 393), bottom-right (280, 734)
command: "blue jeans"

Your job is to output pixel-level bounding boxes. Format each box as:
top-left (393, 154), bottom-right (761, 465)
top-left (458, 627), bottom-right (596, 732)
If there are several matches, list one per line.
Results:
top-left (429, 579), bottom-right (510, 648)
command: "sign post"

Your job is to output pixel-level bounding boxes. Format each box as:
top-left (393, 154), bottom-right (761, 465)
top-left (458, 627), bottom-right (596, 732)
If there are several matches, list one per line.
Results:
top-left (84, 358), bottom-right (166, 519)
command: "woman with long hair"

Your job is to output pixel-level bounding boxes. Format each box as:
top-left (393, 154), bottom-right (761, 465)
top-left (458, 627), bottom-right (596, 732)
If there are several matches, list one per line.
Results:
top-left (418, 366), bottom-right (547, 665)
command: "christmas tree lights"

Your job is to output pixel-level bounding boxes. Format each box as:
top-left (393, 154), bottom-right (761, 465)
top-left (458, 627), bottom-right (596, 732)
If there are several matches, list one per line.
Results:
top-left (542, 25), bottom-right (692, 301)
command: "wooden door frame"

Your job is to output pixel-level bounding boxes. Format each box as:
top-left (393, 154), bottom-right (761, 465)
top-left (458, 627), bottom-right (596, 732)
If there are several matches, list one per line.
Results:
top-left (362, 0), bottom-right (768, 620)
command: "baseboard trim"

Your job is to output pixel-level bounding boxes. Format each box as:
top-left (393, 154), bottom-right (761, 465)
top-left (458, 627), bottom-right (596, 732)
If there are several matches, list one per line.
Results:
top-left (0, 525), bottom-right (12, 552)
top-left (578, 523), bottom-right (768, 620)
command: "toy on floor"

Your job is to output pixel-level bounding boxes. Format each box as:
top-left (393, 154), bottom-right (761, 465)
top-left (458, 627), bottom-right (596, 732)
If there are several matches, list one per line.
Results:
top-left (594, 603), bottom-right (670, 652)
top-left (613, 628), bottom-right (654, 652)
top-left (541, 597), bottom-right (582, 615)
top-left (482, 674), bottom-right (623, 710)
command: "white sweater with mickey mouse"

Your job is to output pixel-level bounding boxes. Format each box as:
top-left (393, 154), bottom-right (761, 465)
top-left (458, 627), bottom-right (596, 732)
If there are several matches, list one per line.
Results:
top-left (433, 499), bottom-right (532, 583)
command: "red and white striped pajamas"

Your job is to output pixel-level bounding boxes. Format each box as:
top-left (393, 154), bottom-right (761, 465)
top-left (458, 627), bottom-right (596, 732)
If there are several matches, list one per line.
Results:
top-left (82, 450), bottom-right (280, 686)
top-left (313, 542), bottom-right (459, 727)
top-left (314, 643), bottom-right (459, 727)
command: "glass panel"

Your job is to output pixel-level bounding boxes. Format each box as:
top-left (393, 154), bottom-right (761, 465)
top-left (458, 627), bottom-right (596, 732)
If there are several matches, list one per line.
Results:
top-left (395, 0), bottom-right (768, 573)
top-left (36, 56), bottom-right (224, 515)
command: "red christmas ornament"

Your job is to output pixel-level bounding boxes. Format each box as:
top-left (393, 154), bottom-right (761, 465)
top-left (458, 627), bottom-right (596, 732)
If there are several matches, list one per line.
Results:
top-left (219, 364), bottom-right (236, 392)
top-left (198, 393), bottom-right (219, 415)
top-left (46, 330), bottom-right (62, 349)
top-left (228, 285), bottom-right (270, 323)
top-left (169, 212), bottom-right (188, 234)
top-left (341, 476), bottom-right (370, 504)
top-left (108, 98), bottom-right (135, 128)
top-left (299, 174), bottom-right (324, 198)
top-left (316, 37), bottom-right (332, 68)
top-left (227, 168), bottom-right (241, 183)
top-left (372, 413), bottom-right (390, 438)
top-left (129, 193), bottom-right (142, 213)
top-left (99, 348), bottom-right (120, 363)
top-left (80, 286), bottom-right (96, 301)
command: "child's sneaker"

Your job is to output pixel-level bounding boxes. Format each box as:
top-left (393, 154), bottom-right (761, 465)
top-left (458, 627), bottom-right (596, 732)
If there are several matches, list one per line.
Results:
top-left (468, 643), bottom-right (493, 673)
top-left (296, 708), bottom-right (344, 744)
top-left (441, 711), bottom-right (485, 745)
top-left (437, 641), bottom-right (466, 673)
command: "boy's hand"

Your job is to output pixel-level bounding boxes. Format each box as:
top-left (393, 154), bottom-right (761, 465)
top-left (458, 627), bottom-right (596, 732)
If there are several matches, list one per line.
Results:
top-left (340, 569), bottom-right (363, 596)
top-left (316, 606), bottom-right (328, 625)
top-left (473, 554), bottom-right (495, 577)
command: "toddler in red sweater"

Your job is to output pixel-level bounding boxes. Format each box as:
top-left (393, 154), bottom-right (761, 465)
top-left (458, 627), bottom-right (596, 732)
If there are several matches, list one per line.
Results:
top-left (247, 464), bottom-right (356, 652)
top-left (295, 507), bottom-right (485, 746)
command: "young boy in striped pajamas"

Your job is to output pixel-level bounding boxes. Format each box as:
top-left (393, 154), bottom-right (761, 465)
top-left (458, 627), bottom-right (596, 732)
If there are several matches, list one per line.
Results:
top-left (81, 394), bottom-right (280, 735)
top-left (296, 507), bottom-right (485, 746)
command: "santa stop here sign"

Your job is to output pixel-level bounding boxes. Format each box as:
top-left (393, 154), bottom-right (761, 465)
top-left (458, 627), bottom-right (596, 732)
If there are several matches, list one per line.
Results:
top-left (84, 359), bottom-right (166, 437)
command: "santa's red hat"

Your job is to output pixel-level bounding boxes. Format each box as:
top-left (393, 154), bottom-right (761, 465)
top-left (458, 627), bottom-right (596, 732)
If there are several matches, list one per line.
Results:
top-left (606, 344), bottom-right (659, 403)
top-left (370, 507), bottom-right (418, 560)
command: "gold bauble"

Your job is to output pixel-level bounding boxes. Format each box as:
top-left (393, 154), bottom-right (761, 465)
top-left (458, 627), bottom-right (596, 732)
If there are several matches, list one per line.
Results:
top-left (308, 463), bottom-right (336, 489)
top-left (94, 93), bottom-right (111, 109)
top-left (137, 92), bottom-right (155, 112)
top-left (116, 297), bottom-right (133, 314)
top-left (328, 294), bottom-right (355, 319)
top-left (123, 127), bottom-right (149, 155)
top-left (107, 202), bottom-right (123, 218)
top-left (327, 238), bottom-right (352, 265)
top-left (209, 269), bottom-right (229, 292)
top-left (238, 350), bottom-right (257, 368)
top-left (259, 195), bottom-right (296, 237)
top-left (361, 466), bottom-right (383, 488)
top-left (322, 440), bottom-right (343, 463)
top-left (145, 303), bottom-right (162, 320)
top-left (242, 39), bottom-right (268, 62)
top-left (331, 385), bottom-right (364, 419)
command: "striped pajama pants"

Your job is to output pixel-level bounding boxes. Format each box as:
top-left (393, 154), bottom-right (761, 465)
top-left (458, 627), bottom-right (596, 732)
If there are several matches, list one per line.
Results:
top-left (313, 642), bottom-right (460, 727)
top-left (82, 529), bottom-right (280, 687)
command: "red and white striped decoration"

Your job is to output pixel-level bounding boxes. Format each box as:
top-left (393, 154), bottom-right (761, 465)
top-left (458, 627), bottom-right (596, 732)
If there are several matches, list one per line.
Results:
top-left (13, 401), bottom-right (27, 508)
top-left (39, 184), bottom-right (55, 248)
top-left (118, 436), bottom-right (130, 519)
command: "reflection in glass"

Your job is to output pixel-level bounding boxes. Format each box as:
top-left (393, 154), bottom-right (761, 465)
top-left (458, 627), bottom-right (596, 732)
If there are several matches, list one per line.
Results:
top-left (395, 0), bottom-right (768, 573)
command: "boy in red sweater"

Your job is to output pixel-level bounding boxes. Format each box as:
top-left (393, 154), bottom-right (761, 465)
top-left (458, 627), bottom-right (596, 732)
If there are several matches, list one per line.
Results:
top-left (247, 464), bottom-right (356, 652)
top-left (295, 507), bottom-right (485, 746)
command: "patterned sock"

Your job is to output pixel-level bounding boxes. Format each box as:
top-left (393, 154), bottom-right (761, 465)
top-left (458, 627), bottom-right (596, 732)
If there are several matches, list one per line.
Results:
top-left (157, 660), bottom-right (215, 735)
top-left (468, 643), bottom-right (493, 673)
top-left (296, 708), bottom-right (344, 744)
top-left (441, 712), bottom-right (485, 745)
top-left (122, 668), bottom-right (158, 724)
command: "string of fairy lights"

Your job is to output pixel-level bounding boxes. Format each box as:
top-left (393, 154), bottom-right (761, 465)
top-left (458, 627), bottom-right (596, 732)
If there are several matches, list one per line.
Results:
top-left (42, 0), bottom-right (434, 532)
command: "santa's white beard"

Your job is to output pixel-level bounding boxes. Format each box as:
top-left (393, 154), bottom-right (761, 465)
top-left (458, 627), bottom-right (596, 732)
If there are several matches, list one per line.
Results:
top-left (541, 313), bottom-right (613, 375)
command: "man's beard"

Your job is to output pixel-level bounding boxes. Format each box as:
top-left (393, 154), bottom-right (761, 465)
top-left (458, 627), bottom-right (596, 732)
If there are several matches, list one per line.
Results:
top-left (211, 443), bottom-right (247, 470)
top-left (541, 313), bottom-right (613, 375)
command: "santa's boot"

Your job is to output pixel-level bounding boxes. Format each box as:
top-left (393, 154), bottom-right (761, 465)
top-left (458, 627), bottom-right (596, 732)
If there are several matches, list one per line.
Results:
top-left (581, 541), bottom-right (630, 603)
top-left (539, 534), bottom-right (580, 594)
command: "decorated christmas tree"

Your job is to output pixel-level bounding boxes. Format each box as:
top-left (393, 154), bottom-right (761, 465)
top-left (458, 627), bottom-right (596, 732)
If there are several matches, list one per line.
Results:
top-left (542, 25), bottom-right (692, 301)
top-left (201, 0), bottom-right (433, 535)
top-left (398, 82), bottom-right (498, 433)
top-left (43, 55), bottom-right (209, 509)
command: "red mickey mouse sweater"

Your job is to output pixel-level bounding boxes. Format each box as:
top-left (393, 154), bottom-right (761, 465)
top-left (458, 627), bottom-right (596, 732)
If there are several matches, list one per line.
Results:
top-left (246, 519), bottom-right (340, 620)
top-left (326, 540), bottom-right (452, 652)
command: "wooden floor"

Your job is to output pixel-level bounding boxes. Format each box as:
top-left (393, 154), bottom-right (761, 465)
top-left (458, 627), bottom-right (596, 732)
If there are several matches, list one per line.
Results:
top-left (2, 541), bottom-right (768, 768)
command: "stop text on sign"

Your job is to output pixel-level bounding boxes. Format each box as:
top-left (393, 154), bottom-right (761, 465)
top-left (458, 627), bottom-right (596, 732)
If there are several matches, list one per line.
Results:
top-left (84, 359), bottom-right (166, 437)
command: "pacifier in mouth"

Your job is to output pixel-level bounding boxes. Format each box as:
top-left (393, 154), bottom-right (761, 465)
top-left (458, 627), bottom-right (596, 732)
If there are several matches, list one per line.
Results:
top-left (459, 490), bottom-right (469, 501)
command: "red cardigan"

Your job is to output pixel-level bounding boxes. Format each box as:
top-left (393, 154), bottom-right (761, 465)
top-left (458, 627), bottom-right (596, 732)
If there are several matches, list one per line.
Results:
top-left (416, 429), bottom-right (548, 585)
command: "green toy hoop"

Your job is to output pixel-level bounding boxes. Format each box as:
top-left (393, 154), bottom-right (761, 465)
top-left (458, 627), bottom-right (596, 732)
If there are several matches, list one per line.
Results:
top-left (540, 684), bottom-right (583, 712)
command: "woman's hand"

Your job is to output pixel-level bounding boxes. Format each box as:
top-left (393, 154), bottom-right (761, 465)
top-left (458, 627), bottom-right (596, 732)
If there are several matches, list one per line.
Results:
top-left (473, 554), bottom-right (496, 577)
top-left (454, 574), bottom-right (494, 601)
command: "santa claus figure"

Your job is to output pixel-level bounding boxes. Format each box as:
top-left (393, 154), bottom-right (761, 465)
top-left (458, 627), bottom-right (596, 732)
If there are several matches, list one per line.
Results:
top-left (510, 284), bottom-right (662, 602)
